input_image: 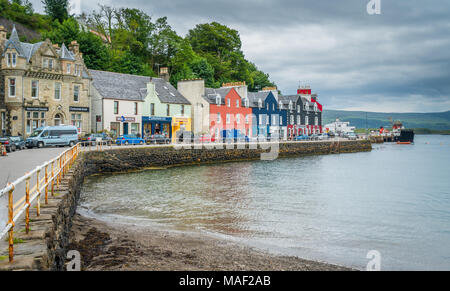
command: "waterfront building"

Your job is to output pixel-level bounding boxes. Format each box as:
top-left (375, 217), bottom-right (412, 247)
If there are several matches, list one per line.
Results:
top-left (0, 25), bottom-right (92, 137)
top-left (279, 94), bottom-right (303, 138)
top-left (142, 76), bottom-right (191, 141)
top-left (324, 118), bottom-right (356, 135)
top-left (248, 88), bottom-right (288, 140)
top-left (204, 82), bottom-right (253, 140)
top-left (89, 70), bottom-right (145, 137)
top-left (177, 79), bottom-right (210, 135)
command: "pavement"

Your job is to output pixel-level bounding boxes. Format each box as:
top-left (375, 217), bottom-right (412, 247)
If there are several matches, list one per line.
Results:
top-left (0, 147), bottom-right (68, 230)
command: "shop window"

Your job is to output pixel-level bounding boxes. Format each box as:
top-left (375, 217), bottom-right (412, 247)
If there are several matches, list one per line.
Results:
top-left (110, 122), bottom-right (120, 137)
top-left (26, 111), bottom-right (46, 133)
top-left (131, 123), bottom-right (139, 135)
top-left (71, 113), bottom-right (82, 133)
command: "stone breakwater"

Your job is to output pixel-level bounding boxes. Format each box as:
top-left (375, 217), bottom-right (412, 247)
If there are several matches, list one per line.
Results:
top-left (0, 140), bottom-right (371, 270)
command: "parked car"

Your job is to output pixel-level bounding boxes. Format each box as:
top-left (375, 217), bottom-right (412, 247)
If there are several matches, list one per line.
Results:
top-left (327, 131), bottom-right (336, 138)
top-left (310, 134), bottom-right (319, 141)
top-left (146, 134), bottom-right (171, 144)
top-left (177, 131), bottom-right (195, 143)
top-left (198, 134), bottom-right (215, 143)
top-left (116, 135), bottom-right (145, 145)
top-left (294, 135), bottom-right (310, 141)
top-left (26, 126), bottom-right (79, 148)
top-left (0, 136), bottom-right (17, 152)
top-left (346, 132), bottom-right (357, 140)
top-left (317, 133), bottom-right (329, 140)
top-left (81, 133), bottom-right (112, 146)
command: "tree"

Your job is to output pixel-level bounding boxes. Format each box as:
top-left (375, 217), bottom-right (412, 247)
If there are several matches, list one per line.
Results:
top-left (42, 0), bottom-right (68, 23)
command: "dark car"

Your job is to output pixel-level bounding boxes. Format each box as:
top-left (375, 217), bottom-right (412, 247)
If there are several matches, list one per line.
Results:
top-left (0, 137), bottom-right (17, 152)
top-left (147, 134), bottom-right (171, 144)
top-left (9, 136), bottom-right (26, 150)
top-left (81, 133), bottom-right (112, 146)
top-left (177, 131), bottom-right (195, 143)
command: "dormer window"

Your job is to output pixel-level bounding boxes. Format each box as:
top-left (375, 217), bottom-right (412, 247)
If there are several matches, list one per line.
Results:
top-left (258, 99), bottom-right (262, 108)
top-left (244, 98), bottom-right (249, 107)
top-left (75, 64), bottom-right (78, 76)
top-left (297, 105), bottom-right (300, 113)
top-left (227, 99), bottom-right (231, 107)
top-left (67, 63), bottom-right (71, 74)
top-left (314, 103), bottom-right (318, 112)
top-left (236, 99), bottom-right (239, 108)
top-left (289, 101), bottom-right (293, 111)
top-left (48, 59), bottom-right (53, 70)
top-left (279, 102), bottom-right (283, 110)
top-left (216, 95), bottom-right (221, 105)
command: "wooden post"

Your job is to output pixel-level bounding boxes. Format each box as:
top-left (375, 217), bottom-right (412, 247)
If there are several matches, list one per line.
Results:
top-left (51, 161), bottom-right (55, 196)
top-left (44, 165), bottom-right (49, 205)
top-left (25, 177), bottom-right (30, 234)
top-left (8, 184), bottom-right (14, 263)
top-left (36, 169), bottom-right (40, 217)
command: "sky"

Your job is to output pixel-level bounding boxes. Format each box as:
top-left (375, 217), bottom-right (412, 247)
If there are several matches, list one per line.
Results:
top-left (28, 0), bottom-right (450, 113)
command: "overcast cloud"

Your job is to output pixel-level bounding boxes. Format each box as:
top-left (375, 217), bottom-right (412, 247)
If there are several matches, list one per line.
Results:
top-left (29, 0), bottom-right (450, 112)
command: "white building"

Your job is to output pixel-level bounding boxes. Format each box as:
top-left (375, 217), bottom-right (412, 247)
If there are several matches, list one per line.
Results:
top-left (324, 118), bottom-right (355, 135)
top-left (90, 70), bottom-right (147, 137)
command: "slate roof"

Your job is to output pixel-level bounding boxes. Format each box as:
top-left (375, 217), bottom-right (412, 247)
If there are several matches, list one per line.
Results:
top-left (151, 78), bottom-right (191, 105)
top-left (247, 91), bottom-right (270, 108)
top-left (89, 69), bottom-right (150, 101)
top-left (2, 25), bottom-right (45, 61)
top-left (58, 43), bottom-right (75, 61)
top-left (203, 87), bottom-right (233, 105)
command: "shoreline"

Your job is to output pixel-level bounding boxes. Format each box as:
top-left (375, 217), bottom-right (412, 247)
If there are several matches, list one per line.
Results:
top-left (68, 213), bottom-right (354, 271)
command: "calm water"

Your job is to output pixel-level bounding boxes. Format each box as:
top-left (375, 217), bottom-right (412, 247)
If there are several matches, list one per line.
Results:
top-left (79, 135), bottom-right (450, 270)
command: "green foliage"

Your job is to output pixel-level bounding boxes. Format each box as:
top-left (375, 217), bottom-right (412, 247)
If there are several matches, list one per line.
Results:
top-left (42, 0), bottom-right (68, 23)
top-left (3, 3), bottom-right (276, 90)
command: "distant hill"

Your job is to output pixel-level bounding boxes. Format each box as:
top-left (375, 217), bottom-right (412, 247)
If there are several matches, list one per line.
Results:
top-left (323, 110), bottom-right (450, 130)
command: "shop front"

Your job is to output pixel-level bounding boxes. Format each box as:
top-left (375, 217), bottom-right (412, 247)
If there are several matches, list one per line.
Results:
top-left (111, 116), bottom-right (140, 137)
top-left (172, 117), bottom-right (192, 143)
top-left (142, 116), bottom-right (172, 139)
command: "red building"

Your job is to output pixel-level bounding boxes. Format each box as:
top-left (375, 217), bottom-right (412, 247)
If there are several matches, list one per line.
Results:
top-left (203, 83), bottom-right (253, 139)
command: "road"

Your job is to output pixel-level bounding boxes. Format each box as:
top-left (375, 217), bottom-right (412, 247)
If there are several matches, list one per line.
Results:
top-left (0, 147), bottom-right (68, 230)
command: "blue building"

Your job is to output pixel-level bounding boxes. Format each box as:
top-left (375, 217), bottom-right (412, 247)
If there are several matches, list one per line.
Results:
top-left (248, 90), bottom-right (288, 140)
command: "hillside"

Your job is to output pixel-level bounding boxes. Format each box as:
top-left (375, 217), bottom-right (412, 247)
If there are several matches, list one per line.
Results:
top-left (323, 110), bottom-right (450, 130)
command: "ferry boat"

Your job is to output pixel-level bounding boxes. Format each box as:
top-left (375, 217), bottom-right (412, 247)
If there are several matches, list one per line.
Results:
top-left (392, 122), bottom-right (415, 144)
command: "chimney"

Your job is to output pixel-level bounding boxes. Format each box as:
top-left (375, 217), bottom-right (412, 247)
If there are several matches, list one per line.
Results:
top-left (69, 40), bottom-right (79, 55)
top-left (0, 26), bottom-right (7, 46)
top-left (159, 67), bottom-right (170, 82)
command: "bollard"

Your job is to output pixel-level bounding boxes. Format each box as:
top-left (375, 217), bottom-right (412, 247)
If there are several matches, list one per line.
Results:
top-left (1, 145), bottom-right (6, 156)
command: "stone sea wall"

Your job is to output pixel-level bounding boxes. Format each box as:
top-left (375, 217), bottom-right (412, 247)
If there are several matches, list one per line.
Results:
top-left (0, 140), bottom-right (371, 270)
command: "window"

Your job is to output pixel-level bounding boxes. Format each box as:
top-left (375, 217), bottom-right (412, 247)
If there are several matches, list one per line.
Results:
top-left (314, 103), bottom-right (318, 112)
top-left (26, 111), bottom-right (46, 133)
top-left (74, 85), bottom-right (80, 102)
top-left (67, 63), bottom-right (71, 74)
top-left (236, 114), bottom-right (240, 124)
top-left (244, 99), bottom-right (249, 107)
top-left (48, 59), bottom-right (53, 70)
top-left (54, 113), bottom-right (63, 126)
top-left (273, 104), bottom-right (275, 111)
top-left (131, 123), bottom-right (139, 135)
top-left (315, 116), bottom-right (319, 126)
top-left (267, 103), bottom-right (269, 110)
top-left (289, 102), bottom-right (293, 111)
top-left (272, 115), bottom-right (277, 125)
top-left (217, 113), bottom-right (221, 123)
top-left (181, 105), bottom-right (185, 116)
top-left (297, 105), bottom-right (301, 113)
top-left (258, 99), bottom-right (262, 108)
top-left (290, 115), bottom-right (294, 125)
top-left (259, 115), bottom-right (263, 125)
top-left (6, 53), bottom-right (11, 67)
top-left (297, 115), bottom-right (301, 125)
top-left (9, 78), bottom-right (16, 97)
top-left (71, 114), bottom-right (82, 133)
top-left (11, 53), bottom-right (16, 67)
top-left (227, 99), bottom-right (230, 107)
top-left (43, 58), bottom-right (48, 68)
top-left (166, 104), bottom-right (170, 116)
top-left (134, 102), bottom-right (138, 115)
top-left (114, 101), bottom-right (119, 115)
top-left (216, 96), bottom-right (221, 105)
top-left (226, 114), bottom-right (230, 124)
top-left (280, 116), bottom-right (283, 126)
top-left (1, 112), bottom-right (6, 133)
top-left (31, 81), bottom-right (39, 98)
top-left (54, 83), bottom-right (61, 100)
top-left (74, 64), bottom-right (78, 76)
top-left (305, 116), bottom-right (309, 125)
top-left (236, 99), bottom-right (239, 108)
top-left (150, 103), bottom-right (155, 116)
top-left (266, 115), bottom-right (270, 125)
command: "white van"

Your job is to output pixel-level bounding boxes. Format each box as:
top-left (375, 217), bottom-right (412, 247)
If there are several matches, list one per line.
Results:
top-left (26, 125), bottom-right (79, 148)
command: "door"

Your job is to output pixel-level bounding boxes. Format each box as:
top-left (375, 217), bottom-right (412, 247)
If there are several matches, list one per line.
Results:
top-left (123, 122), bottom-right (129, 135)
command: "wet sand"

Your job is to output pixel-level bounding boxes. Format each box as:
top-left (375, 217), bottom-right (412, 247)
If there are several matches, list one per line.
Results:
top-left (68, 214), bottom-right (353, 271)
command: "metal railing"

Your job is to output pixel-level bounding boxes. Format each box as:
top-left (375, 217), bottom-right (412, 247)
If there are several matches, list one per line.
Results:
top-left (0, 143), bottom-right (81, 263)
